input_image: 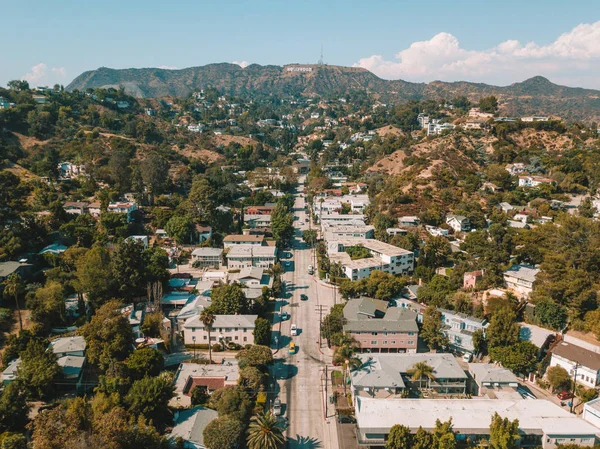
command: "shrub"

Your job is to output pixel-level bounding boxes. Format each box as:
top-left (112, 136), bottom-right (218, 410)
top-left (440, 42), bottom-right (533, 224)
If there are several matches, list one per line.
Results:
top-left (212, 343), bottom-right (223, 352)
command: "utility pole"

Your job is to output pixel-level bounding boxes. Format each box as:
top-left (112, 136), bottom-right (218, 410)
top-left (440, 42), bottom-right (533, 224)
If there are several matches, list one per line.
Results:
top-left (315, 305), bottom-right (328, 348)
top-left (570, 362), bottom-right (579, 414)
top-left (324, 364), bottom-right (328, 419)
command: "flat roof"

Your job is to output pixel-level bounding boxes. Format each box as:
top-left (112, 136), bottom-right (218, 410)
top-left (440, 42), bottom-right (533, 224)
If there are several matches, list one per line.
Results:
top-left (334, 238), bottom-right (413, 257)
top-left (173, 361), bottom-right (239, 394)
top-left (184, 314), bottom-right (257, 330)
top-left (356, 397), bottom-right (600, 436)
top-left (223, 234), bottom-right (264, 243)
top-left (226, 245), bottom-right (277, 258)
top-left (191, 247), bottom-right (223, 257)
top-left (504, 264), bottom-right (540, 282)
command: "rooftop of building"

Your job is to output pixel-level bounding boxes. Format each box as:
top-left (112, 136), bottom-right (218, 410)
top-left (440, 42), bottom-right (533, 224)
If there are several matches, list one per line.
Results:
top-left (551, 341), bottom-right (600, 371)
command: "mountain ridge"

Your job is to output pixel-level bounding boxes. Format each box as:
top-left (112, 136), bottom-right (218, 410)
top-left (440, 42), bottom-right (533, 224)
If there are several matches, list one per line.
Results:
top-left (66, 63), bottom-right (600, 121)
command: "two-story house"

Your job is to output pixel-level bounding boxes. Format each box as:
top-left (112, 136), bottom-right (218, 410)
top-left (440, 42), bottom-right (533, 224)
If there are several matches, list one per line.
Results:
top-left (446, 214), bottom-right (471, 233)
top-left (550, 341), bottom-right (600, 389)
top-left (439, 308), bottom-right (488, 354)
top-left (191, 248), bottom-right (223, 269)
top-left (226, 245), bottom-right (277, 269)
top-left (183, 315), bottom-right (257, 346)
top-left (223, 234), bottom-right (264, 249)
top-left (343, 298), bottom-right (419, 353)
top-left (503, 264), bottom-right (540, 299)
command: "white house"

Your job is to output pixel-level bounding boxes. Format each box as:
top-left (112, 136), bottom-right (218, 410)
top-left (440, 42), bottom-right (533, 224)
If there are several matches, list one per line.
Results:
top-left (426, 225), bottom-right (449, 237)
top-left (183, 314), bottom-right (257, 346)
top-left (550, 341), bottom-right (600, 389)
top-left (169, 407), bottom-right (218, 449)
top-left (446, 214), bottom-right (471, 233)
top-left (226, 245), bottom-right (277, 269)
top-left (223, 234), bottom-right (264, 249)
top-left (191, 248), bottom-right (223, 268)
top-left (518, 176), bottom-right (554, 188)
top-left (503, 264), bottom-right (539, 299)
top-left (505, 163), bottom-right (527, 176)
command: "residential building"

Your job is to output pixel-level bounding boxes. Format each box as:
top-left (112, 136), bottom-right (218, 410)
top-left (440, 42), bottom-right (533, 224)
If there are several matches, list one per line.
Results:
top-left (327, 238), bottom-right (414, 280)
top-left (57, 162), bottom-right (86, 179)
top-left (171, 361), bottom-right (239, 407)
top-left (505, 163), bottom-right (527, 175)
top-left (354, 397), bottom-right (599, 449)
top-left (521, 116), bottom-right (549, 122)
top-left (243, 214), bottom-right (272, 228)
top-left (319, 213), bottom-right (366, 228)
top-left (351, 353), bottom-right (467, 400)
top-left (427, 120), bottom-right (456, 135)
top-left (39, 243), bottom-right (68, 255)
top-left (417, 113), bottom-right (430, 129)
top-left (1, 359), bottom-right (21, 385)
top-left (469, 107), bottom-right (494, 119)
top-left (49, 336), bottom-right (87, 382)
top-left (322, 224), bottom-right (375, 240)
top-left (169, 406), bottom-right (218, 449)
top-left (343, 298), bottom-right (419, 353)
top-left (223, 234), bottom-right (264, 249)
top-left (182, 315), bottom-right (257, 346)
top-left (226, 245), bottom-right (277, 269)
top-left (386, 228), bottom-right (407, 237)
top-left (191, 248), bottom-right (223, 269)
top-left (518, 175), bottom-right (554, 188)
top-left (63, 201), bottom-right (89, 215)
top-left (583, 397), bottom-right (600, 430)
top-left (463, 270), bottom-right (484, 289)
top-left (468, 363), bottom-right (519, 396)
top-left (519, 322), bottom-right (555, 356)
top-left (245, 205), bottom-right (274, 215)
top-left (503, 264), bottom-right (539, 298)
top-left (426, 225), bottom-right (449, 237)
top-left (0, 97), bottom-right (11, 109)
top-left (196, 225), bottom-right (213, 243)
top-left (446, 214), bottom-right (471, 233)
top-left (88, 201), bottom-right (102, 217)
top-left (0, 261), bottom-right (33, 281)
top-left (439, 309), bottom-right (488, 354)
top-left (550, 341), bottom-right (600, 388)
top-left (127, 235), bottom-right (149, 248)
top-left (398, 216), bottom-right (420, 227)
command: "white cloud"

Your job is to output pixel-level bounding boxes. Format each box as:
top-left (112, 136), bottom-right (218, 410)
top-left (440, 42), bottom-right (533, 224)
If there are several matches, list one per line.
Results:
top-left (158, 65), bottom-right (178, 70)
top-left (354, 21), bottom-right (600, 88)
top-left (22, 63), bottom-right (67, 87)
top-left (233, 61), bottom-right (249, 68)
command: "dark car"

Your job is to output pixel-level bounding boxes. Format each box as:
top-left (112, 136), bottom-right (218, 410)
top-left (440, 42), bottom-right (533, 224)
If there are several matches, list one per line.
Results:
top-left (338, 415), bottom-right (356, 424)
top-left (557, 391), bottom-right (574, 400)
top-left (300, 294), bottom-right (308, 301)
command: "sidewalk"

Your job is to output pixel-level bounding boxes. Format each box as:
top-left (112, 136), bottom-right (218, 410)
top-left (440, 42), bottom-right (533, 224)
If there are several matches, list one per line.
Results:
top-left (322, 363), bottom-right (341, 449)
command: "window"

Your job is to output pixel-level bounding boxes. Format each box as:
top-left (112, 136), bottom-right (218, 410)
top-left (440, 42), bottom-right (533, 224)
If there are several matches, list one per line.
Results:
top-left (371, 341), bottom-right (377, 345)
top-left (383, 341), bottom-right (388, 344)
top-left (408, 341), bottom-right (414, 345)
top-left (391, 341), bottom-right (396, 344)
top-left (235, 336), bottom-right (239, 341)
top-left (243, 328), bottom-right (247, 333)
top-left (371, 332), bottom-right (378, 336)
top-left (226, 328), bottom-right (232, 332)
top-left (210, 336), bottom-right (216, 341)
top-left (243, 337), bottom-right (247, 342)
top-left (204, 336), bottom-right (208, 340)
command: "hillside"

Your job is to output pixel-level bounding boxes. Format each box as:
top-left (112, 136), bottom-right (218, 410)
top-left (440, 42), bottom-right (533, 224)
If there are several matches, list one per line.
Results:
top-left (67, 64), bottom-right (600, 121)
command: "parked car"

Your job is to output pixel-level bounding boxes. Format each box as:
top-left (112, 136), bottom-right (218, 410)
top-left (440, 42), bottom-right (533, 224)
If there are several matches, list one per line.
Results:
top-left (273, 398), bottom-right (282, 416)
top-left (289, 342), bottom-right (296, 354)
top-left (291, 324), bottom-right (298, 336)
top-left (300, 294), bottom-right (308, 301)
top-left (338, 415), bottom-right (356, 424)
top-left (557, 391), bottom-right (574, 400)
top-left (281, 311), bottom-right (290, 321)
top-left (462, 353), bottom-right (473, 363)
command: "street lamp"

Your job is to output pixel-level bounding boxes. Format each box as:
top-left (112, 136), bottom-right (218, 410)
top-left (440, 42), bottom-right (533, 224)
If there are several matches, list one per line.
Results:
top-left (192, 336), bottom-right (196, 360)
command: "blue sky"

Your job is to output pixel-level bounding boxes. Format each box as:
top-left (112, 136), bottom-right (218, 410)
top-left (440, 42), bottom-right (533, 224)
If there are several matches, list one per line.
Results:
top-left (3, 0), bottom-right (600, 88)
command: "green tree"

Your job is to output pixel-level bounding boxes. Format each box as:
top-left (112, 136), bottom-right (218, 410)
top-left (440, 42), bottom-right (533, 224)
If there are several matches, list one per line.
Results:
top-left (236, 345), bottom-right (273, 369)
top-left (479, 96), bottom-right (499, 113)
top-left (209, 283), bottom-right (249, 315)
top-left (489, 341), bottom-right (538, 375)
top-left (533, 299), bottom-right (567, 330)
top-left (140, 152), bottom-right (169, 200)
top-left (17, 339), bottom-right (61, 400)
top-left (140, 311), bottom-right (164, 338)
top-left (203, 415), bottom-right (244, 449)
top-left (253, 317), bottom-right (271, 346)
top-left (3, 274), bottom-right (23, 331)
top-left (412, 427), bottom-right (433, 449)
top-left (302, 229), bottom-right (317, 247)
top-left (79, 300), bottom-right (134, 371)
top-left (239, 366), bottom-right (266, 394)
top-left (407, 362), bottom-right (436, 389)
top-left (472, 329), bottom-right (487, 355)
top-left (433, 419), bottom-right (455, 449)
top-left (112, 239), bottom-right (147, 300)
top-left (418, 275), bottom-right (453, 308)
top-left (489, 412), bottom-right (520, 449)
top-left (421, 306), bottom-right (449, 351)
top-left (191, 386), bottom-right (210, 406)
top-left (487, 306), bottom-right (520, 349)
top-left (546, 365), bottom-right (572, 392)
top-left (0, 382), bottom-right (29, 433)
top-left (247, 411), bottom-right (285, 449)
top-left (188, 176), bottom-right (216, 222)
top-left (200, 309), bottom-right (215, 363)
top-left (76, 246), bottom-right (115, 308)
top-left (0, 433), bottom-right (27, 449)
top-left (386, 424), bottom-right (412, 449)
top-left (321, 304), bottom-right (346, 344)
top-left (165, 215), bottom-right (195, 244)
top-left (125, 375), bottom-right (174, 430)
top-left (419, 236), bottom-right (451, 269)
top-left (209, 386), bottom-right (253, 422)
top-left (271, 203), bottom-right (294, 248)
top-left (27, 280), bottom-right (65, 329)
top-left (125, 347), bottom-right (164, 380)
top-left (578, 197), bottom-right (595, 218)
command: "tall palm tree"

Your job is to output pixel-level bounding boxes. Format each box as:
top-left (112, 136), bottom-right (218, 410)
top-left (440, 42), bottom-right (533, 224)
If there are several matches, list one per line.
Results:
top-left (200, 309), bottom-right (215, 363)
top-left (407, 362), bottom-right (435, 390)
top-left (4, 273), bottom-right (23, 331)
top-left (247, 411), bottom-right (285, 449)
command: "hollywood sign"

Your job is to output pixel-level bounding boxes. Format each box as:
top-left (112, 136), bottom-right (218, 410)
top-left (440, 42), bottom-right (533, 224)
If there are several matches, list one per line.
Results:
top-left (287, 67), bottom-right (313, 72)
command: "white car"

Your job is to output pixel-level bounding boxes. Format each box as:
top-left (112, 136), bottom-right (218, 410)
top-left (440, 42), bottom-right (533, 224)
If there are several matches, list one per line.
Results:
top-left (462, 353), bottom-right (473, 362)
top-left (290, 324), bottom-right (298, 336)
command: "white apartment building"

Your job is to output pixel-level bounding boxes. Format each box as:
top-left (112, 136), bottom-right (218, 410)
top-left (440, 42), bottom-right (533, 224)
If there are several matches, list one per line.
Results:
top-left (183, 314), bottom-right (257, 346)
top-left (503, 264), bottom-right (539, 299)
top-left (518, 175), bottom-right (554, 188)
top-left (223, 234), bottom-right (264, 249)
top-left (322, 223), bottom-right (375, 240)
top-left (226, 245), bottom-right (277, 269)
top-left (327, 238), bottom-right (414, 280)
top-left (191, 248), bottom-right (223, 268)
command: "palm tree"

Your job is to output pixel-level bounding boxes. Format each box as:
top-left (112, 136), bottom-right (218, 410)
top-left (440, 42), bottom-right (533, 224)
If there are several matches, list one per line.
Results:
top-left (4, 273), bottom-right (23, 331)
top-left (407, 362), bottom-right (435, 390)
top-left (247, 411), bottom-right (285, 449)
top-left (200, 309), bottom-right (215, 363)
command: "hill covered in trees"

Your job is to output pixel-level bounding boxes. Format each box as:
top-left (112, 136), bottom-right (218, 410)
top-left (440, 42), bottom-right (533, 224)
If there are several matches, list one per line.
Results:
top-left (67, 64), bottom-right (600, 122)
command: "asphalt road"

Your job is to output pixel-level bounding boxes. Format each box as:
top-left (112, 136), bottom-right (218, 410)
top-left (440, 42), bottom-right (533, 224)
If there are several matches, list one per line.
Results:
top-left (272, 179), bottom-right (338, 449)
